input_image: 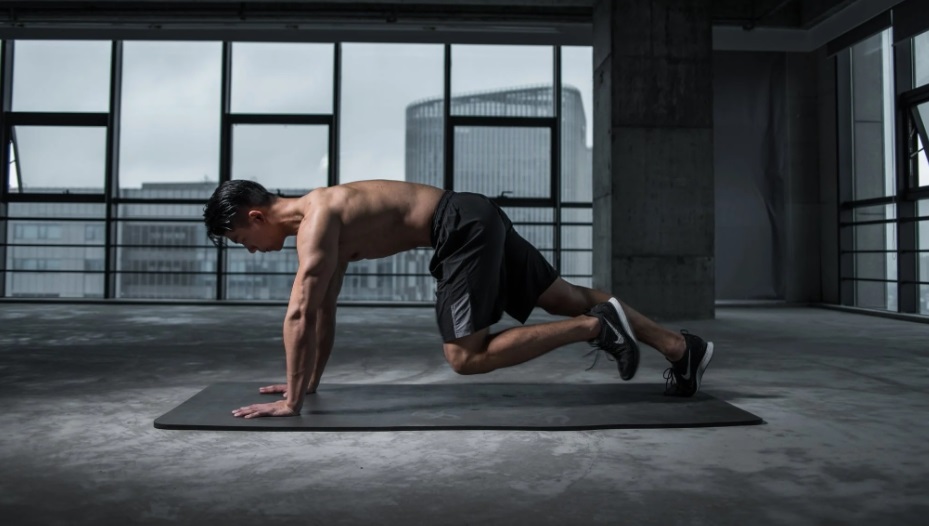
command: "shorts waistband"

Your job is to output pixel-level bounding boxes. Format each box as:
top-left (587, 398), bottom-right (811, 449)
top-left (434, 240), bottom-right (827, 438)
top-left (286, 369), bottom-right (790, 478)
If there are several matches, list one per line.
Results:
top-left (430, 190), bottom-right (454, 249)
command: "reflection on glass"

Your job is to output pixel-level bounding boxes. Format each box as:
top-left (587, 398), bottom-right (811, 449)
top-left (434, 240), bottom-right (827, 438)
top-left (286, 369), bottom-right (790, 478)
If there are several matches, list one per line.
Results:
top-left (918, 135), bottom-right (929, 187)
top-left (232, 125), bottom-right (328, 195)
top-left (851, 30), bottom-right (895, 201)
top-left (9, 126), bottom-right (105, 193)
top-left (452, 45), bottom-right (553, 116)
top-left (916, 102), bottom-right (929, 187)
top-left (562, 46), bottom-right (593, 203)
top-left (846, 223), bottom-right (897, 252)
top-left (915, 30), bottom-right (929, 88)
top-left (340, 43), bottom-right (443, 185)
top-left (13, 40), bottom-right (111, 112)
top-left (852, 204), bottom-right (895, 224)
top-left (120, 42), bottom-right (221, 195)
top-left (232, 43), bottom-right (333, 114)
top-left (854, 280), bottom-right (896, 311)
top-left (454, 127), bottom-right (550, 198)
top-left (846, 252), bottom-right (897, 281)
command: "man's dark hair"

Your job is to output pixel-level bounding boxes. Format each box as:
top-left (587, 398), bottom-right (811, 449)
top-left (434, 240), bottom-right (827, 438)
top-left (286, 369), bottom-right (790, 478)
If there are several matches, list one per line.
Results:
top-left (203, 179), bottom-right (275, 247)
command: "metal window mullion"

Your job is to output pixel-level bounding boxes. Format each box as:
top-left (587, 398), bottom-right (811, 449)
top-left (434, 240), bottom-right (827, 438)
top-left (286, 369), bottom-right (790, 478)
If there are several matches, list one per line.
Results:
top-left (553, 45), bottom-right (562, 274)
top-left (4, 112), bottom-right (109, 126)
top-left (443, 44), bottom-right (452, 191)
top-left (0, 41), bottom-right (13, 297)
top-left (217, 41), bottom-right (232, 301)
top-left (897, 41), bottom-right (919, 313)
top-left (104, 40), bottom-right (122, 300)
top-left (331, 42), bottom-right (340, 187)
top-left (226, 113), bottom-right (333, 125)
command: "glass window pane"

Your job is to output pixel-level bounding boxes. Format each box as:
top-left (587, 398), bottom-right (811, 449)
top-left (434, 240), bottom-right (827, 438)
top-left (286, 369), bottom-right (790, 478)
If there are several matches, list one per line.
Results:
top-left (501, 207), bottom-right (554, 262)
top-left (845, 223), bottom-right (897, 252)
top-left (843, 252), bottom-right (896, 281)
top-left (915, 30), bottom-right (929, 89)
top-left (851, 30), bottom-right (895, 201)
top-left (13, 40), bottom-right (111, 112)
top-left (915, 101), bottom-right (929, 187)
top-left (918, 134), bottom-right (929, 188)
top-left (8, 126), bottom-right (106, 193)
top-left (920, 219), bottom-right (929, 252)
top-left (226, 240), bottom-right (298, 301)
top-left (5, 272), bottom-right (104, 299)
top-left (336, 250), bottom-right (434, 302)
top-left (854, 280), bottom-right (895, 310)
top-left (452, 45), bottom-right (553, 117)
top-left (340, 43), bottom-right (443, 185)
top-left (454, 127), bottom-right (550, 198)
top-left (5, 204), bottom-right (106, 298)
top-left (119, 42), bottom-right (221, 197)
top-left (562, 46), bottom-right (593, 203)
top-left (9, 203), bottom-right (105, 218)
top-left (120, 203), bottom-right (207, 221)
top-left (232, 124), bottom-right (329, 195)
top-left (232, 43), bottom-right (333, 114)
top-left (116, 222), bottom-right (216, 300)
top-left (852, 204), bottom-right (895, 223)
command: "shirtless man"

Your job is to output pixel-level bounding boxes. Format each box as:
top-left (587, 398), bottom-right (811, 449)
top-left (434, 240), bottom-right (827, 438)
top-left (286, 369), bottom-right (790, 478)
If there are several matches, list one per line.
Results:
top-left (202, 179), bottom-right (714, 419)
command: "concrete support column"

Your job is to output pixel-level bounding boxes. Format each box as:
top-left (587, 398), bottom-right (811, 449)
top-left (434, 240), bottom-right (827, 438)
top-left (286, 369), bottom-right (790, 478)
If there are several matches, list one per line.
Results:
top-left (592, 0), bottom-right (714, 321)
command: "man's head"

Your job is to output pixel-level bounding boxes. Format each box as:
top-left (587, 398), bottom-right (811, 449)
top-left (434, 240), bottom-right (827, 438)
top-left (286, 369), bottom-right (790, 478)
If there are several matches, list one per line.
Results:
top-left (203, 179), bottom-right (282, 252)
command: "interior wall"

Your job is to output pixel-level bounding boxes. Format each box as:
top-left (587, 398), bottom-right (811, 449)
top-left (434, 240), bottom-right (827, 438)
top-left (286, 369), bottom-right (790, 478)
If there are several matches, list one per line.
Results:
top-left (714, 51), bottom-right (788, 300)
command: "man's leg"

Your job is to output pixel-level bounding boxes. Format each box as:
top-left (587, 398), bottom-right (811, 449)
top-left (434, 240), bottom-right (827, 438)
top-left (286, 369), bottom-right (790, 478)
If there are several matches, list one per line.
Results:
top-left (442, 316), bottom-right (600, 375)
top-left (534, 277), bottom-right (685, 361)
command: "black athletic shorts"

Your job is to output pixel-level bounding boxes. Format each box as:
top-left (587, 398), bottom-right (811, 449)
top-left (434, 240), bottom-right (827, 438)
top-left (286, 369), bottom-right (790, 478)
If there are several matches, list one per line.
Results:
top-left (429, 191), bottom-right (559, 342)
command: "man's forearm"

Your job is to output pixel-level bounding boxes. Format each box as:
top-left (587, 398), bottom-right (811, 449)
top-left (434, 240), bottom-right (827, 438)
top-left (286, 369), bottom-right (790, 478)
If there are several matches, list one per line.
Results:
top-left (308, 314), bottom-right (335, 391)
top-left (283, 313), bottom-right (317, 412)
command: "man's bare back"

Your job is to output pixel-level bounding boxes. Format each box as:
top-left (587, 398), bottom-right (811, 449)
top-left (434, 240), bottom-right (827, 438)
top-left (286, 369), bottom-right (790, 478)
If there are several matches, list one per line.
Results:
top-left (307, 180), bottom-right (445, 263)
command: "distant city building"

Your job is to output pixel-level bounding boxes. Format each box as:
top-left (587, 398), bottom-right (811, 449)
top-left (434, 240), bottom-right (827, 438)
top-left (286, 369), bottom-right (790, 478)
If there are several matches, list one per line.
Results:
top-left (406, 85), bottom-right (591, 202)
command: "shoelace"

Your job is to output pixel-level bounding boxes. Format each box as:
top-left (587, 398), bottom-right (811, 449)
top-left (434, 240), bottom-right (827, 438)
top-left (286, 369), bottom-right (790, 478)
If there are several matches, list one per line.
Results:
top-left (663, 367), bottom-right (679, 394)
top-left (583, 342), bottom-right (614, 370)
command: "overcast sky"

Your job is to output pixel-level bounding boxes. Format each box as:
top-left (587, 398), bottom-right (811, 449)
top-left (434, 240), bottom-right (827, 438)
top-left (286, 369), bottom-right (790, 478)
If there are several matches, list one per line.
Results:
top-left (7, 40), bottom-right (592, 192)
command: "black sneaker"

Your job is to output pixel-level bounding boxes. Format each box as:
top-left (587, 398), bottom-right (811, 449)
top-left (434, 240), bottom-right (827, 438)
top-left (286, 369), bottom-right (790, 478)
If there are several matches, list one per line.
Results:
top-left (585, 298), bottom-right (640, 380)
top-left (664, 330), bottom-right (714, 397)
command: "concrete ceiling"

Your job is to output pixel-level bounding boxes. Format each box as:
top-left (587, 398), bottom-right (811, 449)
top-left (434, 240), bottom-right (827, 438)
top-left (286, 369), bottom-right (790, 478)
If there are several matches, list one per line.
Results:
top-left (0, 0), bottom-right (857, 28)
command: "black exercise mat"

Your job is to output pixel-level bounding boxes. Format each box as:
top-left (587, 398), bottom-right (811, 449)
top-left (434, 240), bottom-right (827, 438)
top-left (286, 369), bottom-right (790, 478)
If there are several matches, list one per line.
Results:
top-left (154, 382), bottom-right (763, 431)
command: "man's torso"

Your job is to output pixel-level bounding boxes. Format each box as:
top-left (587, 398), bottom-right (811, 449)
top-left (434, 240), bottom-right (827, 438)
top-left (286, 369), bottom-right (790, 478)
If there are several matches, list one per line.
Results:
top-left (304, 180), bottom-right (445, 264)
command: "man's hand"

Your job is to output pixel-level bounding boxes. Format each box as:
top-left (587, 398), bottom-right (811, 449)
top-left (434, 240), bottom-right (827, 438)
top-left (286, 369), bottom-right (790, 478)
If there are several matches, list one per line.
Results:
top-left (231, 399), bottom-right (299, 419)
top-left (258, 384), bottom-right (317, 397)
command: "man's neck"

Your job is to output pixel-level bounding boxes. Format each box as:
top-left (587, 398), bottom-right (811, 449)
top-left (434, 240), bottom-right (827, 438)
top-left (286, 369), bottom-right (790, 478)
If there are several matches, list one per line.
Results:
top-left (268, 196), bottom-right (308, 236)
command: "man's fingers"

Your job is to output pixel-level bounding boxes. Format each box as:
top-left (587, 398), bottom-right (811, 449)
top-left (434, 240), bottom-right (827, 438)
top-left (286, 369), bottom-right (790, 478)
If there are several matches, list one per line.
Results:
top-left (232, 404), bottom-right (260, 418)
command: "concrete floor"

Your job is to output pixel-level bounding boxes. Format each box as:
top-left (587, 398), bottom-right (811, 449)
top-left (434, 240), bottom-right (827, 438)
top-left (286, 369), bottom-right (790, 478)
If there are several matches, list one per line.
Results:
top-left (0, 303), bottom-right (927, 526)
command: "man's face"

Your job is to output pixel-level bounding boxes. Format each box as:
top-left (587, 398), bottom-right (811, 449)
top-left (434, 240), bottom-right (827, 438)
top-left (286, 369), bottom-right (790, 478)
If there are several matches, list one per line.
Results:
top-left (225, 210), bottom-right (284, 254)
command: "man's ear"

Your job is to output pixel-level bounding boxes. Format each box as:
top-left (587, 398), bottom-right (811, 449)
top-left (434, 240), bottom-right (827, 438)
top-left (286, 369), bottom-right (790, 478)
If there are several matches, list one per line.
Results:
top-left (247, 209), bottom-right (265, 224)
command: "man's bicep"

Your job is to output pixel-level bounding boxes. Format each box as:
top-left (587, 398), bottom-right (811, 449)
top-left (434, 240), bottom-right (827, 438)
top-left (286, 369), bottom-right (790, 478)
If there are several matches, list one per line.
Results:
top-left (290, 213), bottom-right (341, 314)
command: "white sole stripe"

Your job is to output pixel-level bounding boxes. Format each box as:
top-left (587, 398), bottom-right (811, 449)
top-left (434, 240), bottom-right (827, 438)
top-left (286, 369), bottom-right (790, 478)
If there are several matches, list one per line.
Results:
top-left (694, 342), bottom-right (714, 391)
top-left (607, 297), bottom-right (637, 343)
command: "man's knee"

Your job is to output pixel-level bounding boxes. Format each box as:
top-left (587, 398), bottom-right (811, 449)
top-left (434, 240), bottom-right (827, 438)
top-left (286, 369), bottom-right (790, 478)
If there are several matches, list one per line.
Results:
top-left (443, 334), bottom-right (488, 375)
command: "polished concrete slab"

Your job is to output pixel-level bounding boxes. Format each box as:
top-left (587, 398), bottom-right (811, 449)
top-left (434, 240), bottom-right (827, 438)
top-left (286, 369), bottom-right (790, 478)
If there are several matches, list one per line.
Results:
top-left (0, 303), bottom-right (927, 525)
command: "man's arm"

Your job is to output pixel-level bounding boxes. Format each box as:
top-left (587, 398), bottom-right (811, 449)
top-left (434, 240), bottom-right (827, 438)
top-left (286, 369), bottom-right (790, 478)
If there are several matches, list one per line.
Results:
top-left (256, 261), bottom-right (347, 398)
top-left (232, 209), bottom-right (340, 419)
top-left (308, 261), bottom-right (348, 393)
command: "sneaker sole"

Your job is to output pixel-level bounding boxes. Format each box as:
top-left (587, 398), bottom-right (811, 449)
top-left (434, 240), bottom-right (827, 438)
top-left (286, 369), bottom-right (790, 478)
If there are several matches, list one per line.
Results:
top-left (693, 341), bottom-right (714, 393)
top-left (607, 298), bottom-right (640, 380)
